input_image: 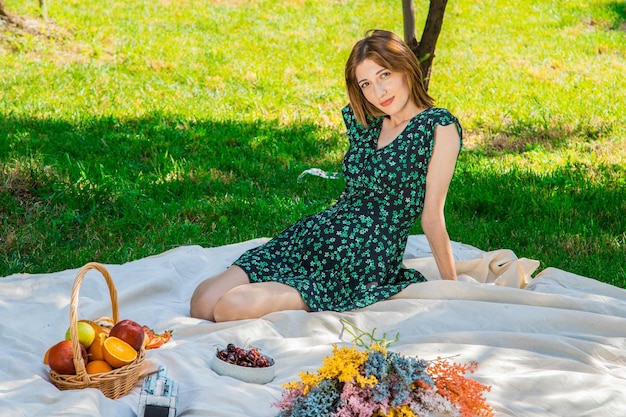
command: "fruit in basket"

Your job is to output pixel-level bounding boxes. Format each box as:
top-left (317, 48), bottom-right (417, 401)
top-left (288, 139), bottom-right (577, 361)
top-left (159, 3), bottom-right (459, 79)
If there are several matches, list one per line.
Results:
top-left (86, 360), bottom-right (113, 374)
top-left (88, 332), bottom-right (108, 361)
top-left (109, 319), bottom-right (145, 352)
top-left (65, 321), bottom-right (96, 349)
top-left (48, 340), bottom-right (88, 375)
top-left (103, 336), bottom-right (138, 368)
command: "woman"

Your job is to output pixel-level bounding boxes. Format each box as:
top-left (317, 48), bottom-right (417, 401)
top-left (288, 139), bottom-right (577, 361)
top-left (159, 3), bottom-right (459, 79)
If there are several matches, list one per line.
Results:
top-left (190, 29), bottom-right (462, 322)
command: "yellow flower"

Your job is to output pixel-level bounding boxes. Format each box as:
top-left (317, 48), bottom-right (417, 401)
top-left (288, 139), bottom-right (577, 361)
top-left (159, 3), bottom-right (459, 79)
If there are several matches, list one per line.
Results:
top-left (282, 372), bottom-right (322, 395)
top-left (316, 345), bottom-right (377, 387)
top-left (282, 344), bottom-right (379, 396)
top-left (298, 371), bottom-right (322, 394)
top-left (369, 342), bottom-right (388, 354)
top-left (379, 405), bottom-right (417, 417)
top-left (282, 381), bottom-right (302, 391)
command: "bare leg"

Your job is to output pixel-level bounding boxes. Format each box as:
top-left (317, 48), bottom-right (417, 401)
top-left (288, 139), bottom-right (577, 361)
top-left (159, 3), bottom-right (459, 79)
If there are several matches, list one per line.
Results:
top-left (190, 266), bottom-right (310, 322)
top-left (189, 265), bottom-right (250, 321)
top-left (213, 281), bottom-right (310, 322)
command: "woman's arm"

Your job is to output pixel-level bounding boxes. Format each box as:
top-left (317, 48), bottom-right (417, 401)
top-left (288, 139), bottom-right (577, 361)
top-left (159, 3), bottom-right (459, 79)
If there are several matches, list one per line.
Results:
top-left (420, 123), bottom-right (461, 280)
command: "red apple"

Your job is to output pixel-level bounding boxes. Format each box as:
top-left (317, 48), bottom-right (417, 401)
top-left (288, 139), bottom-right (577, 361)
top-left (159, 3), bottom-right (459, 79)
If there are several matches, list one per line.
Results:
top-left (48, 340), bottom-right (88, 375)
top-left (109, 319), bottom-right (145, 351)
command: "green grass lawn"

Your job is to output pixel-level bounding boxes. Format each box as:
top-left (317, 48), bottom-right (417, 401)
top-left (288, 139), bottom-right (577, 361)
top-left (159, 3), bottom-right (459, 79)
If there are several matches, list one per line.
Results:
top-left (1, 0), bottom-right (624, 287)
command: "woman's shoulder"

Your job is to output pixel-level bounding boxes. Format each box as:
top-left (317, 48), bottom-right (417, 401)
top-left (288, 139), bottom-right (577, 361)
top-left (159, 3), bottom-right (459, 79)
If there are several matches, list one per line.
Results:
top-left (341, 104), bottom-right (378, 133)
top-left (420, 107), bottom-right (459, 126)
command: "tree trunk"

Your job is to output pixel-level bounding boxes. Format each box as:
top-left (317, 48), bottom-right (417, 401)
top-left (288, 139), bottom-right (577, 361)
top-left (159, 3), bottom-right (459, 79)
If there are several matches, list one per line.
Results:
top-left (0, 0), bottom-right (23, 26)
top-left (0, 0), bottom-right (12, 18)
top-left (402, 0), bottom-right (449, 91)
top-left (402, 0), bottom-right (419, 53)
top-left (39, 0), bottom-right (48, 20)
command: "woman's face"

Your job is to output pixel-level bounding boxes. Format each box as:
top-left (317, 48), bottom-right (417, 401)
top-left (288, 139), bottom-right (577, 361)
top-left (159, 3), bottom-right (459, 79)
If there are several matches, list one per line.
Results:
top-left (354, 59), bottom-right (414, 118)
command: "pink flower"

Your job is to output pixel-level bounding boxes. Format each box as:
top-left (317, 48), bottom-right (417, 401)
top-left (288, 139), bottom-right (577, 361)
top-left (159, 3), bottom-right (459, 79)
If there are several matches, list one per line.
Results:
top-left (332, 381), bottom-right (381, 417)
top-left (272, 385), bottom-right (305, 411)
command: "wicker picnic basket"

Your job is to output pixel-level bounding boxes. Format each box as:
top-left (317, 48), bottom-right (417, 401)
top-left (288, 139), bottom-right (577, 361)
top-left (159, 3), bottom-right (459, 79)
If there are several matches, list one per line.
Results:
top-left (48, 262), bottom-right (146, 399)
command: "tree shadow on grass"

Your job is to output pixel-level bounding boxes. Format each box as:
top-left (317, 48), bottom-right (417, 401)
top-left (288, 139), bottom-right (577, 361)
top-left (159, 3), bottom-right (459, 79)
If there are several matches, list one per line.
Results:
top-left (0, 112), bottom-right (345, 206)
top-left (1, 112), bottom-right (341, 172)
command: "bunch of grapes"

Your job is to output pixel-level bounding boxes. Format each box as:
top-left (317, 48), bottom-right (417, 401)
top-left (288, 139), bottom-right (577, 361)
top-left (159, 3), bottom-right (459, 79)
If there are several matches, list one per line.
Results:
top-left (216, 343), bottom-right (274, 368)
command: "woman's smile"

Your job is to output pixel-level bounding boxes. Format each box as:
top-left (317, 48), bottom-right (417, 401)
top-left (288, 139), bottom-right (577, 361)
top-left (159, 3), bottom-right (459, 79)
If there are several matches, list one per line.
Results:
top-left (380, 97), bottom-right (394, 107)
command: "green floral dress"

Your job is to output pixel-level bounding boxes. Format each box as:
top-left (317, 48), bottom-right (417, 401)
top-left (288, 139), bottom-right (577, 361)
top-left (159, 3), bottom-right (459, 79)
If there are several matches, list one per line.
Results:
top-left (233, 105), bottom-right (462, 311)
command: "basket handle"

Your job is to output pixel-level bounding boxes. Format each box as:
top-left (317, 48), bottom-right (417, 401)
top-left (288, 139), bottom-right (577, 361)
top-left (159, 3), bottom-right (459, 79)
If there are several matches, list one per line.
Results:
top-left (69, 262), bottom-right (120, 379)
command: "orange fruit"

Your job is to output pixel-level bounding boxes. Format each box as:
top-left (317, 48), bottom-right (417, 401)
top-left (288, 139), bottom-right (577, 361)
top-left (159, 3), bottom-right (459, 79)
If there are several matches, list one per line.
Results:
top-left (86, 360), bottom-right (113, 374)
top-left (88, 332), bottom-right (108, 361)
top-left (103, 336), bottom-right (137, 368)
top-left (43, 346), bottom-right (51, 364)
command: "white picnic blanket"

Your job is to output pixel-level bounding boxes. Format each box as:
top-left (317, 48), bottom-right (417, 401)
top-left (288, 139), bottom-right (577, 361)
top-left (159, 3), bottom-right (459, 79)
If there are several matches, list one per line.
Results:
top-left (1, 235), bottom-right (625, 416)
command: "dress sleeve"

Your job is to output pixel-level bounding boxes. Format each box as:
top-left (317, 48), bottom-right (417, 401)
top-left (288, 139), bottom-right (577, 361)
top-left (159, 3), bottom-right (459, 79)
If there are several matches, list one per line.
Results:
top-left (341, 105), bottom-right (377, 146)
top-left (341, 105), bottom-right (355, 131)
top-left (341, 105), bottom-right (361, 146)
top-left (432, 108), bottom-right (463, 149)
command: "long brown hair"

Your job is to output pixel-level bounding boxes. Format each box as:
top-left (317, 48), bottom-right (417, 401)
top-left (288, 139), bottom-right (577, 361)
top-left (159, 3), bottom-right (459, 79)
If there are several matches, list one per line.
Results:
top-left (345, 30), bottom-right (434, 127)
